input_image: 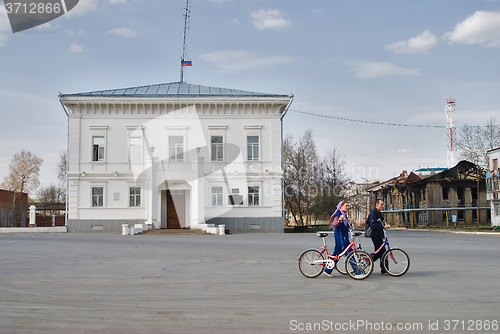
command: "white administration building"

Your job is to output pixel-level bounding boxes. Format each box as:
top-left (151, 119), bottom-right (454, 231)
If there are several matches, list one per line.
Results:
top-left (60, 82), bottom-right (293, 233)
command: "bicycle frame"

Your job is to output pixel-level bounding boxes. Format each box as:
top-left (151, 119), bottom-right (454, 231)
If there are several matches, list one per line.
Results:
top-left (368, 229), bottom-right (401, 263)
top-left (308, 227), bottom-right (365, 267)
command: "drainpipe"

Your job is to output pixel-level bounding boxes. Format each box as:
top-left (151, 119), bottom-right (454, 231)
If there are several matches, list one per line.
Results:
top-left (59, 94), bottom-right (70, 227)
top-left (280, 94), bottom-right (294, 221)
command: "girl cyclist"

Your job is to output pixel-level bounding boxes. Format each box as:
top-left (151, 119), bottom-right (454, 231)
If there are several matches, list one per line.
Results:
top-left (324, 200), bottom-right (350, 277)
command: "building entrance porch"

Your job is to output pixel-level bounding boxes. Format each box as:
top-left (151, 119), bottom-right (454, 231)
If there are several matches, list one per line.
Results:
top-left (160, 189), bottom-right (190, 229)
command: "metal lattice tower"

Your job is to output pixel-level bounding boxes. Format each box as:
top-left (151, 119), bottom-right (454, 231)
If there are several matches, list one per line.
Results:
top-left (445, 98), bottom-right (456, 168)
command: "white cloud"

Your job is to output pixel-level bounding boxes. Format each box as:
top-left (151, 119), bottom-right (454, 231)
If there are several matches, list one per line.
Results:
top-left (200, 50), bottom-right (295, 73)
top-left (36, 22), bottom-right (55, 30)
top-left (67, 28), bottom-right (87, 37)
top-left (384, 30), bottom-right (438, 55)
top-left (250, 9), bottom-right (290, 30)
top-left (106, 27), bottom-right (138, 38)
top-left (397, 149), bottom-right (411, 154)
top-left (0, 5), bottom-right (11, 46)
top-left (69, 43), bottom-right (83, 53)
top-left (110, 0), bottom-right (127, 3)
top-left (209, 0), bottom-right (232, 3)
top-left (444, 11), bottom-right (500, 47)
top-left (344, 60), bottom-right (421, 79)
top-left (65, 0), bottom-right (98, 18)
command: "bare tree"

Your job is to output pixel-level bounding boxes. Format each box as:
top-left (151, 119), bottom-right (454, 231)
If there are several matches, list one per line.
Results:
top-left (1, 150), bottom-right (43, 226)
top-left (308, 145), bottom-right (348, 221)
top-left (283, 129), bottom-right (319, 226)
top-left (57, 152), bottom-right (67, 202)
top-left (457, 118), bottom-right (500, 165)
top-left (37, 184), bottom-right (65, 216)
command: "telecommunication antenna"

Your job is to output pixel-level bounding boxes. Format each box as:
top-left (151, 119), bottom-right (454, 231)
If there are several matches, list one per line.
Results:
top-left (180, 0), bottom-right (191, 82)
top-left (445, 98), bottom-right (456, 168)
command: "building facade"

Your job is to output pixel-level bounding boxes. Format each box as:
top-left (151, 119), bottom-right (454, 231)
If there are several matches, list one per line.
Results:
top-left (367, 161), bottom-right (489, 227)
top-left (486, 147), bottom-right (500, 226)
top-left (60, 82), bottom-right (293, 233)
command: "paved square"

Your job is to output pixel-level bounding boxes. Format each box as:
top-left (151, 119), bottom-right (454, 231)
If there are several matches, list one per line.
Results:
top-left (0, 231), bottom-right (498, 333)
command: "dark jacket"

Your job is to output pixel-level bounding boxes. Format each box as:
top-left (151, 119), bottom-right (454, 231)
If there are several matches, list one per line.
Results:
top-left (368, 208), bottom-right (385, 239)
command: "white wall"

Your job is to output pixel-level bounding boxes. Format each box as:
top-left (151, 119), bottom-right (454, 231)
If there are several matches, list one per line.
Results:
top-left (488, 149), bottom-right (500, 226)
top-left (66, 99), bottom-right (287, 223)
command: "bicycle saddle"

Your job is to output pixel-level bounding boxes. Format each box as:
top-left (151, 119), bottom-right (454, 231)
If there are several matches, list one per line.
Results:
top-left (316, 232), bottom-right (329, 238)
top-left (352, 232), bottom-right (362, 237)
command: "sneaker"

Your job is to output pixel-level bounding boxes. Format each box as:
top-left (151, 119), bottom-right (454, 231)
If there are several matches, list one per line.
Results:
top-left (381, 271), bottom-right (389, 275)
top-left (323, 271), bottom-right (334, 277)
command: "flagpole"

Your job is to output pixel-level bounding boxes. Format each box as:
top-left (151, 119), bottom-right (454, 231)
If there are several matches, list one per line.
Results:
top-left (180, 0), bottom-right (190, 82)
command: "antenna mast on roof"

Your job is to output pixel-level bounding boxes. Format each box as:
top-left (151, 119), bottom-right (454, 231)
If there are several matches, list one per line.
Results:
top-left (445, 98), bottom-right (456, 168)
top-left (180, 0), bottom-right (191, 82)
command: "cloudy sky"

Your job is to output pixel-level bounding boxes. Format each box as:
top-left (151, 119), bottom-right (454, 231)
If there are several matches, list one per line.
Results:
top-left (1, 0), bottom-right (500, 192)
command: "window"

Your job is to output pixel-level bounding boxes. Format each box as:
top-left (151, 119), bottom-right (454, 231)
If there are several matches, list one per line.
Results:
top-left (129, 137), bottom-right (142, 162)
top-left (471, 186), bottom-right (478, 201)
top-left (93, 136), bottom-right (105, 162)
top-left (494, 202), bottom-right (500, 216)
top-left (228, 188), bottom-right (243, 205)
top-left (247, 136), bottom-right (259, 161)
top-left (169, 136), bottom-right (184, 161)
top-left (211, 136), bottom-right (223, 161)
top-left (212, 187), bottom-right (223, 207)
top-left (129, 187), bottom-right (141, 207)
top-left (92, 187), bottom-right (104, 207)
top-left (442, 188), bottom-right (449, 200)
top-left (248, 187), bottom-right (260, 206)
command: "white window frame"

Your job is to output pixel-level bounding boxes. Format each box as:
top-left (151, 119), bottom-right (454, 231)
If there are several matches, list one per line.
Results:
top-left (208, 126), bottom-right (227, 163)
top-left (90, 126), bottom-right (108, 163)
top-left (248, 186), bottom-right (260, 206)
top-left (129, 187), bottom-right (141, 207)
top-left (244, 125), bottom-right (262, 162)
top-left (212, 187), bottom-right (223, 207)
top-left (165, 126), bottom-right (188, 162)
top-left (129, 137), bottom-right (142, 162)
top-left (247, 136), bottom-right (260, 161)
top-left (228, 188), bottom-right (243, 206)
top-left (211, 136), bottom-right (224, 162)
top-left (91, 186), bottom-right (104, 207)
top-left (126, 126), bottom-right (144, 162)
top-left (92, 136), bottom-right (105, 162)
top-left (169, 136), bottom-right (184, 162)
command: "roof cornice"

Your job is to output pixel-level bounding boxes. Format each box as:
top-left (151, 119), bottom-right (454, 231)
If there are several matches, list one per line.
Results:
top-left (60, 95), bottom-right (292, 105)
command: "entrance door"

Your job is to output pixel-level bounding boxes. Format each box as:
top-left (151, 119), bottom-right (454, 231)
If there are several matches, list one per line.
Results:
top-left (167, 190), bottom-right (184, 229)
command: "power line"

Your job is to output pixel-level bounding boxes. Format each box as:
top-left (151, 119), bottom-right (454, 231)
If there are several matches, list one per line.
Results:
top-left (289, 109), bottom-right (446, 128)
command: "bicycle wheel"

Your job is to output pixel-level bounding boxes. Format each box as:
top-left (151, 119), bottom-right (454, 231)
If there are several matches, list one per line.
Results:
top-left (345, 251), bottom-right (373, 280)
top-left (298, 250), bottom-right (325, 278)
top-left (335, 253), bottom-right (348, 275)
top-left (382, 248), bottom-right (410, 277)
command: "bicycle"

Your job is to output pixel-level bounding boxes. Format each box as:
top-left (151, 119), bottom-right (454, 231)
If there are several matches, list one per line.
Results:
top-left (298, 226), bottom-right (373, 280)
top-left (365, 228), bottom-right (410, 277)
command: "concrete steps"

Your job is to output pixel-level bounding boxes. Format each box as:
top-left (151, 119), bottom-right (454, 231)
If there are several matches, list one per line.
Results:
top-left (141, 228), bottom-right (208, 235)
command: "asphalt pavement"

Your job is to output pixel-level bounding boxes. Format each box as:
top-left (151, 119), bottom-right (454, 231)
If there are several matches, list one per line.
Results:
top-left (0, 230), bottom-right (498, 334)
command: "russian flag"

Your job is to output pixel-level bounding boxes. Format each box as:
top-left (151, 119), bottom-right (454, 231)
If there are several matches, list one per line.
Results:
top-left (181, 59), bottom-right (192, 66)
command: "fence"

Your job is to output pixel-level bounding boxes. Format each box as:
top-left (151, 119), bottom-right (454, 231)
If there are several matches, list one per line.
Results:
top-left (33, 215), bottom-right (66, 227)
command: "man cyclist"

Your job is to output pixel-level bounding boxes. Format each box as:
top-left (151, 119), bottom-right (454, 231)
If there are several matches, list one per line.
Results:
top-left (368, 199), bottom-right (390, 274)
